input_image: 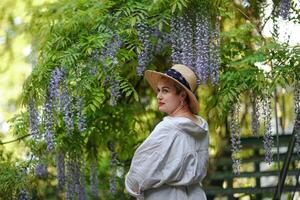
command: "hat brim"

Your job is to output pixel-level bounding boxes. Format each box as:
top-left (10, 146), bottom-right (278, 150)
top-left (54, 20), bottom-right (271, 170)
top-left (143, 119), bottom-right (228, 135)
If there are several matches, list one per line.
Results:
top-left (144, 70), bottom-right (199, 114)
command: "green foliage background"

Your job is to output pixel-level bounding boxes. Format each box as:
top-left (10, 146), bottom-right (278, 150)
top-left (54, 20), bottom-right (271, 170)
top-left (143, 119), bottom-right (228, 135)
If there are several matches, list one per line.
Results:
top-left (0, 0), bottom-right (299, 199)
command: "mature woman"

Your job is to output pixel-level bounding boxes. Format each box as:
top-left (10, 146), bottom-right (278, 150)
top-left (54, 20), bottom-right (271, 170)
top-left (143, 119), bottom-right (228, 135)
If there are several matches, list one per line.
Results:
top-left (125, 64), bottom-right (209, 200)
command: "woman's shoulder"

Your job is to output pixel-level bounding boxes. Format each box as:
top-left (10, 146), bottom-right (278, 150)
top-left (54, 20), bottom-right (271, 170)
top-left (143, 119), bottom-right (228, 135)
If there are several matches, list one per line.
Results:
top-left (151, 116), bottom-right (176, 129)
top-left (134, 119), bottom-right (179, 154)
top-left (143, 119), bottom-right (180, 143)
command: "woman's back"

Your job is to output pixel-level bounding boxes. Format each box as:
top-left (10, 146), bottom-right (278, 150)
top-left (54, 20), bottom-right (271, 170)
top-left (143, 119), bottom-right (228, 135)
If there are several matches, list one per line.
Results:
top-left (125, 116), bottom-right (209, 200)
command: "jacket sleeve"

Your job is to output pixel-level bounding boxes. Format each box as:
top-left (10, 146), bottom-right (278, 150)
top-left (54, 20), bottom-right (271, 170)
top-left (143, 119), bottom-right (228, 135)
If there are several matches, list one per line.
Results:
top-left (125, 122), bottom-right (178, 200)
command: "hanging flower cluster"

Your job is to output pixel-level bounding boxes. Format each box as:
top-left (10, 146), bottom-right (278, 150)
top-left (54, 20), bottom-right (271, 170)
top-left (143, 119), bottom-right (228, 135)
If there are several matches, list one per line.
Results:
top-left (60, 84), bottom-right (74, 134)
top-left (294, 113), bottom-right (300, 156)
top-left (136, 23), bottom-right (153, 76)
top-left (195, 13), bottom-right (211, 84)
top-left (27, 65), bottom-right (90, 198)
top-left (65, 158), bottom-right (76, 200)
top-left (77, 97), bottom-right (87, 133)
top-left (262, 96), bottom-right (273, 164)
top-left (230, 102), bottom-right (242, 175)
top-left (170, 16), bottom-right (182, 64)
top-left (90, 157), bottom-right (99, 199)
top-left (90, 49), bottom-right (101, 75)
top-left (109, 78), bottom-right (121, 107)
top-left (56, 152), bottom-right (66, 190)
top-left (78, 166), bottom-right (87, 200)
top-left (278, 0), bottom-right (291, 20)
top-left (35, 163), bottom-right (48, 179)
top-left (251, 94), bottom-right (261, 136)
top-left (28, 98), bottom-right (40, 138)
top-left (49, 67), bottom-right (65, 100)
top-left (180, 15), bottom-right (194, 69)
top-left (16, 168), bottom-right (31, 200)
top-left (102, 35), bottom-right (122, 66)
top-left (108, 142), bottom-right (118, 196)
top-left (43, 67), bottom-right (64, 151)
top-left (17, 189), bottom-right (30, 200)
top-left (43, 99), bottom-right (55, 151)
top-left (66, 155), bottom-right (87, 200)
top-left (170, 12), bottom-right (220, 85)
top-left (152, 29), bottom-right (169, 54)
top-left (293, 82), bottom-right (300, 155)
top-left (95, 36), bottom-right (122, 106)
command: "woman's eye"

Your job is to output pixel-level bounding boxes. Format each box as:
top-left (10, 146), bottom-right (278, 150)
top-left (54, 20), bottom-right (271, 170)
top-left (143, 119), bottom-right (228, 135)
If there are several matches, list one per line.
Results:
top-left (162, 89), bottom-right (168, 93)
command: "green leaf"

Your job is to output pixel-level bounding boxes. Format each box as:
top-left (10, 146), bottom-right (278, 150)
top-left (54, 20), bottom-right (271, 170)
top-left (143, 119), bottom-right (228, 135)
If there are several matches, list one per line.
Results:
top-left (171, 3), bottom-right (177, 13)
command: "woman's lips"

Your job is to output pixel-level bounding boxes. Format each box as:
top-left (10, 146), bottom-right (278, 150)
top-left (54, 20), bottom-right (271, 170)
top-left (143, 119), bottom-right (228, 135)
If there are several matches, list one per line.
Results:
top-left (159, 102), bottom-right (165, 107)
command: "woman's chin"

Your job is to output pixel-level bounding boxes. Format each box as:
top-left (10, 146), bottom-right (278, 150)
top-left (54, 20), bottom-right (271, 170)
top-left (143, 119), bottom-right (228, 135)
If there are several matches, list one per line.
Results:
top-left (158, 107), bottom-right (166, 112)
top-left (158, 107), bottom-right (170, 115)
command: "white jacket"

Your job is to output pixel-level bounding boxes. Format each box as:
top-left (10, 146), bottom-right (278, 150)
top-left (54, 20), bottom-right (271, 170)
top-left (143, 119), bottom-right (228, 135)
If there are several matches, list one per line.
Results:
top-left (125, 115), bottom-right (209, 200)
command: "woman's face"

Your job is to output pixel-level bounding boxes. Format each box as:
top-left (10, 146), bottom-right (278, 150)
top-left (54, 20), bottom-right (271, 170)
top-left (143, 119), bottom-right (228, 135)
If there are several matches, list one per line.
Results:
top-left (156, 77), bottom-right (183, 115)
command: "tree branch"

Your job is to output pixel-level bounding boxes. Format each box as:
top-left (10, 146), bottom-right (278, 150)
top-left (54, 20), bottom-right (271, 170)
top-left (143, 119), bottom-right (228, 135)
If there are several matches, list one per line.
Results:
top-left (0, 134), bottom-right (31, 145)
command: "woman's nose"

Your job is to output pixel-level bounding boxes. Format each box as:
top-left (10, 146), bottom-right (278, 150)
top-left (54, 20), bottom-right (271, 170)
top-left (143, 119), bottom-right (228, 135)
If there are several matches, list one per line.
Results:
top-left (157, 92), bottom-right (162, 99)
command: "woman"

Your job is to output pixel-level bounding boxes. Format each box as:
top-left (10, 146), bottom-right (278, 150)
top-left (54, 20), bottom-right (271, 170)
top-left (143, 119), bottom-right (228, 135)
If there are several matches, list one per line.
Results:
top-left (125, 64), bottom-right (209, 200)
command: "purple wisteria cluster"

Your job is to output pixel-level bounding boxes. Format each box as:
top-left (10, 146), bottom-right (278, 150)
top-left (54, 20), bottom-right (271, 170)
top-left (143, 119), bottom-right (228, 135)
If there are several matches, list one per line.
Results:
top-left (170, 16), bottom-right (183, 64)
top-left (293, 82), bottom-right (300, 155)
top-left (230, 102), bottom-right (242, 175)
top-left (95, 36), bottom-right (123, 106)
top-left (17, 189), bottom-right (30, 200)
top-left (60, 84), bottom-right (74, 134)
top-left (66, 155), bottom-right (87, 200)
top-left (109, 78), bottom-right (121, 107)
top-left (169, 12), bottom-right (221, 85)
top-left (66, 158), bottom-right (76, 200)
top-left (90, 49), bottom-right (101, 76)
top-left (109, 142), bottom-right (118, 196)
top-left (35, 163), bottom-right (48, 179)
top-left (76, 97), bottom-right (87, 133)
top-left (262, 96), bottom-right (274, 164)
top-left (43, 67), bottom-right (65, 151)
top-left (294, 112), bottom-right (300, 156)
top-left (180, 15), bottom-right (194, 69)
top-left (39, 66), bottom-right (88, 195)
top-left (28, 98), bottom-right (40, 138)
top-left (152, 29), bottom-right (170, 54)
top-left (195, 13), bottom-right (211, 84)
top-left (101, 35), bottom-right (122, 66)
top-left (17, 169), bottom-right (30, 200)
top-left (78, 166), bottom-right (87, 200)
top-left (43, 99), bottom-right (55, 151)
top-left (90, 157), bottom-right (99, 199)
top-left (251, 94), bottom-right (261, 136)
top-left (56, 152), bottom-right (65, 190)
top-left (136, 23), bottom-right (153, 76)
top-left (49, 67), bottom-right (65, 101)
top-left (278, 0), bottom-right (291, 20)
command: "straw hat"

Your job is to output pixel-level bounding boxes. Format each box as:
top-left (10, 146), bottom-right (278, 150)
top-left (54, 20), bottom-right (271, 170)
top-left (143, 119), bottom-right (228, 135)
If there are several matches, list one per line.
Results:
top-left (144, 64), bottom-right (199, 114)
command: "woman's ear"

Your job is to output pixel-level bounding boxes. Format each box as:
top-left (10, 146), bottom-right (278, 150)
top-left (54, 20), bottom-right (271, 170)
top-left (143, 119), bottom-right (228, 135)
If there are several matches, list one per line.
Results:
top-left (180, 91), bottom-right (187, 99)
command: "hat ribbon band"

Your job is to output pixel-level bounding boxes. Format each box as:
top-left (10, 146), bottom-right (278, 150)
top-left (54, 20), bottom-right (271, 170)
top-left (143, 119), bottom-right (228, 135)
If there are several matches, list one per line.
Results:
top-left (165, 69), bottom-right (191, 91)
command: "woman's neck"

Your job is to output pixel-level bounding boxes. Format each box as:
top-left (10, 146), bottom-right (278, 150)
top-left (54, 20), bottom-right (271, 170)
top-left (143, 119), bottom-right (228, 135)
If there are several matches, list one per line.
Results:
top-left (169, 105), bottom-right (195, 118)
top-left (169, 108), bottom-right (201, 125)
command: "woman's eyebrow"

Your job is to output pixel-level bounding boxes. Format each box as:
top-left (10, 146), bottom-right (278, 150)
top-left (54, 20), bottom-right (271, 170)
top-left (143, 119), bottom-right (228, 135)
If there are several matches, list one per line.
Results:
top-left (157, 86), bottom-right (170, 90)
